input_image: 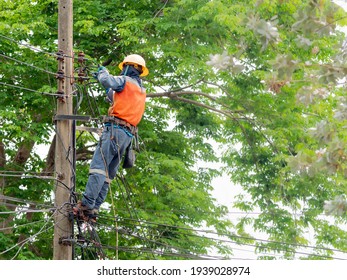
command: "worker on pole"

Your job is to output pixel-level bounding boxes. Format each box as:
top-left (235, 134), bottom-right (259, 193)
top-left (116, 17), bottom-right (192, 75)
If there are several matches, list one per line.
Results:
top-left (74, 54), bottom-right (149, 222)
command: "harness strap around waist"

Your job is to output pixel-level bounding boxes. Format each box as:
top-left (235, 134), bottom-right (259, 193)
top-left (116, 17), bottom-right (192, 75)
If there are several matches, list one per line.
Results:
top-left (102, 116), bottom-right (137, 135)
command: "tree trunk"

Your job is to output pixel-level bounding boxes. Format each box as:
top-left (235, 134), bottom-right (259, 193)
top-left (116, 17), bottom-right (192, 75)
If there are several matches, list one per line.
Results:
top-left (41, 135), bottom-right (56, 176)
top-left (0, 139), bottom-right (35, 233)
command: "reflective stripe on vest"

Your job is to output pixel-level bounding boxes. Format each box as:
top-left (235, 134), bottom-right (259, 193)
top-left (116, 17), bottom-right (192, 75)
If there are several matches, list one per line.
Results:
top-left (108, 77), bottom-right (146, 126)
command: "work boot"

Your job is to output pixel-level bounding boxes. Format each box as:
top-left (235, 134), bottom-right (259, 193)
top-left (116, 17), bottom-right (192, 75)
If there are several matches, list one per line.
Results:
top-left (73, 201), bottom-right (93, 222)
top-left (88, 209), bottom-right (99, 224)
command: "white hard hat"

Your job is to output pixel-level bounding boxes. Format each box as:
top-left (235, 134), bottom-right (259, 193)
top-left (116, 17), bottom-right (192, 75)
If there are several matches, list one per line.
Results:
top-left (118, 54), bottom-right (149, 77)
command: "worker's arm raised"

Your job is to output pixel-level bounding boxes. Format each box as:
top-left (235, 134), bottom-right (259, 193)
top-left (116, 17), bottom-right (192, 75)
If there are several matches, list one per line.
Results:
top-left (98, 67), bottom-right (126, 92)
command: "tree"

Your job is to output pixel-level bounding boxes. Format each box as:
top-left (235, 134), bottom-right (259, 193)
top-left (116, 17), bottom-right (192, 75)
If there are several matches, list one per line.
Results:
top-left (1, 0), bottom-right (347, 260)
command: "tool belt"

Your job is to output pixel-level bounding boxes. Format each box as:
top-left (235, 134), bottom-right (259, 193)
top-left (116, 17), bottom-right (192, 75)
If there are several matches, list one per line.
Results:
top-left (103, 115), bottom-right (137, 135)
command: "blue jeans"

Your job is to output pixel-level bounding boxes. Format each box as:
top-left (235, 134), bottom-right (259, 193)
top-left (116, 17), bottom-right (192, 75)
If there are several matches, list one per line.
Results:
top-left (81, 125), bottom-right (132, 210)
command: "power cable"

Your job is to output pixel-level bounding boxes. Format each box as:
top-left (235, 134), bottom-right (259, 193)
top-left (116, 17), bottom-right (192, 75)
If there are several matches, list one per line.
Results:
top-left (112, 216), bottom-right (347, 256)
top-left (0, 208), bottom-right (57, 259)
top-left (83, 82), bottom-right (104, 121)
top-left (0, 51), bottom-right (96, 80)
top-left (93, 212), bottom-right (290, 259)
top-left (94, 220), bottom-right (216, 260)
top-left (0, 220), bottom-right (50, 233)
top-left (10, 212), bottom-right (64, 260)
top-left (0, 169), bottom-right (55, 175)
top-left (95, 163), bottom-right (347, 258)
top-left (0, 34), bottom-right (74, 59)
top-left (0, 81), bottom-right (70, 97)
top-left (0, 53), bottom-right (57, 76)
top-left (111, 217), bottom-right (346, 260)
top-left (92, 204), bottom-right (331, 218)
top-left (0, 194), bottom-right (53, 209)
top-left (114, 175), bottom-right (154, 257)
top-left (80, 133), bottom-right (347, 260)
top-left (54, 126), bottom-right (76, 180)
top-left (0, 173), bottom-right (70, 191)
top-left (100, 243), bottom-right (252, 260)
top-left (0, 208), bottom-right (55, 215)
top-left (114, 175), bottom-right (158, 259)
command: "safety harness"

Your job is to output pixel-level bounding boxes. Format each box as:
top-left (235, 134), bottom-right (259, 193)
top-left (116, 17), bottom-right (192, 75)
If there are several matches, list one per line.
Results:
top-left (102, 115), bottom-right (137, 135)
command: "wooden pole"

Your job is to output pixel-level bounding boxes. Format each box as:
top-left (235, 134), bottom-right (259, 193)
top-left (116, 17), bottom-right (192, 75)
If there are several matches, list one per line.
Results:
top-left (53, 0), bottom-right (73, 260)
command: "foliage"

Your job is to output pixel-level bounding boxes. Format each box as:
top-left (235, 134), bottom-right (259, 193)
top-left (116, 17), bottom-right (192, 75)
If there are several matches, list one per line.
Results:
top-left (1, 0), bottom-right (347, 260)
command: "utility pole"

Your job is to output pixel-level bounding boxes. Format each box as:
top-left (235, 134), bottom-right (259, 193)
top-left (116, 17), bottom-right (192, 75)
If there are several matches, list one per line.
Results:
top-left (53, 0), bottom-right (74, 260)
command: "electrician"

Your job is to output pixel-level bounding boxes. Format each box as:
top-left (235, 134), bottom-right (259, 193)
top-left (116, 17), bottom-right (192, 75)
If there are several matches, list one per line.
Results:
top-left (74, 54), bottom-right (149, 222)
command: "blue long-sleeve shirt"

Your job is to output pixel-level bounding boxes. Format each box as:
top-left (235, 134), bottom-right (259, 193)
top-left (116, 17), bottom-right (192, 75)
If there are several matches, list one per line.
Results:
top-left (97, 66), bottom-right (143, 102)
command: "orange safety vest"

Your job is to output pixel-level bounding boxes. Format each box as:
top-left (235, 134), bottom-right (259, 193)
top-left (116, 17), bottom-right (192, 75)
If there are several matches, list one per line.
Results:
top-left (108, 77), bottom-right (146, 126)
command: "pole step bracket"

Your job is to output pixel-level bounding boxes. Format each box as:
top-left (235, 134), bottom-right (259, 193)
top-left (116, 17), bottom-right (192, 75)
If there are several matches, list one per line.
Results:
top-left (59, 236), bottom-right (73, 246)
top-left (53, 114), bottom-right (91, 122)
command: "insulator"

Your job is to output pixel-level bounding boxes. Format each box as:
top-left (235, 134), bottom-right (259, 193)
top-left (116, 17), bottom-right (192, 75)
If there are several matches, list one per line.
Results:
top-left (56, 50), bottom-right (65, 61)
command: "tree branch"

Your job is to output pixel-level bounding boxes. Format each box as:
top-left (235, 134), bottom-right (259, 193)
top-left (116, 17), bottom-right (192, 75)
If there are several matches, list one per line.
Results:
top-left (147, 90), bottom-right (218, 101)
top-left (147, 88), bottom-right (280, 155)
top-left (147, 90), bottom-right (245, 118)
top-left (170, 96), bottom-right (247, 120)
top-left (41, 135), bottom-right (56, 176)
top-left (13, 140), bottom-right (35, 167)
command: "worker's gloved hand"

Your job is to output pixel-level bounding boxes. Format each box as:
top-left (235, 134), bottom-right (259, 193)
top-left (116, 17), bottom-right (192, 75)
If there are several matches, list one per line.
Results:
top-left (92, 66), bottom-right (106, 80)
top-left (92, 71), bottom-right (99, 79)
top-left (98, 66), bottom-right (106, 72)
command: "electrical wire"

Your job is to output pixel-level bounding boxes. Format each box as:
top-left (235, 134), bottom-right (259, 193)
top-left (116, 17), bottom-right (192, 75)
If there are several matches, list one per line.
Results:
top-left (85, 197), bottom-right (340, 259)
top-left (0, 173), bottom-right (70, 191)
top-left (94, 220), bottom-right (217, 260)
top-left (102, 217), bottom-right (346, 260)
top-left (106, 171), bottom-right (347, 257)
top-left (80, 192), bottom-right (334, 218)
top-left (75, 218), bottom-right (225, 260)
top-left (10, 212), bottom-right (62, 260)
top-left (0, 49), bottom-right (96, 80)
top-left (115, 176), bottom-right (158, 259)
top-left (0, 194), bottom-right (53, 209)
top-left (0, 81), bottom-right (70, 97)
top-left (0, 220), bottom-right (50, 233)
top-left (0, 208), bottom-right (57, 259)
top-left (99, 244), bottom-right (253, 260)
top-left (0, 53), bottom-right (57, 76)
top-left (1, 136), bottom-right (344, 260)
top-left (102, 215), bottom-right (347, 258)
top-left (0, 52), bottom-right (94, 80)
top-left (54, 125), bottom-right (76, 182)
top-left (92, 162), bottom-right (347, 256)
top-left (0, 34), bottom-right (74, 59)
top-left (0, 202), bottom-right (52, 214)
top-left (70, 137), bottom-right (347, 261)
top-left (0, 208), bottom-right (55, 215)
top-left (85, 83), bottom-right (103, 119)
